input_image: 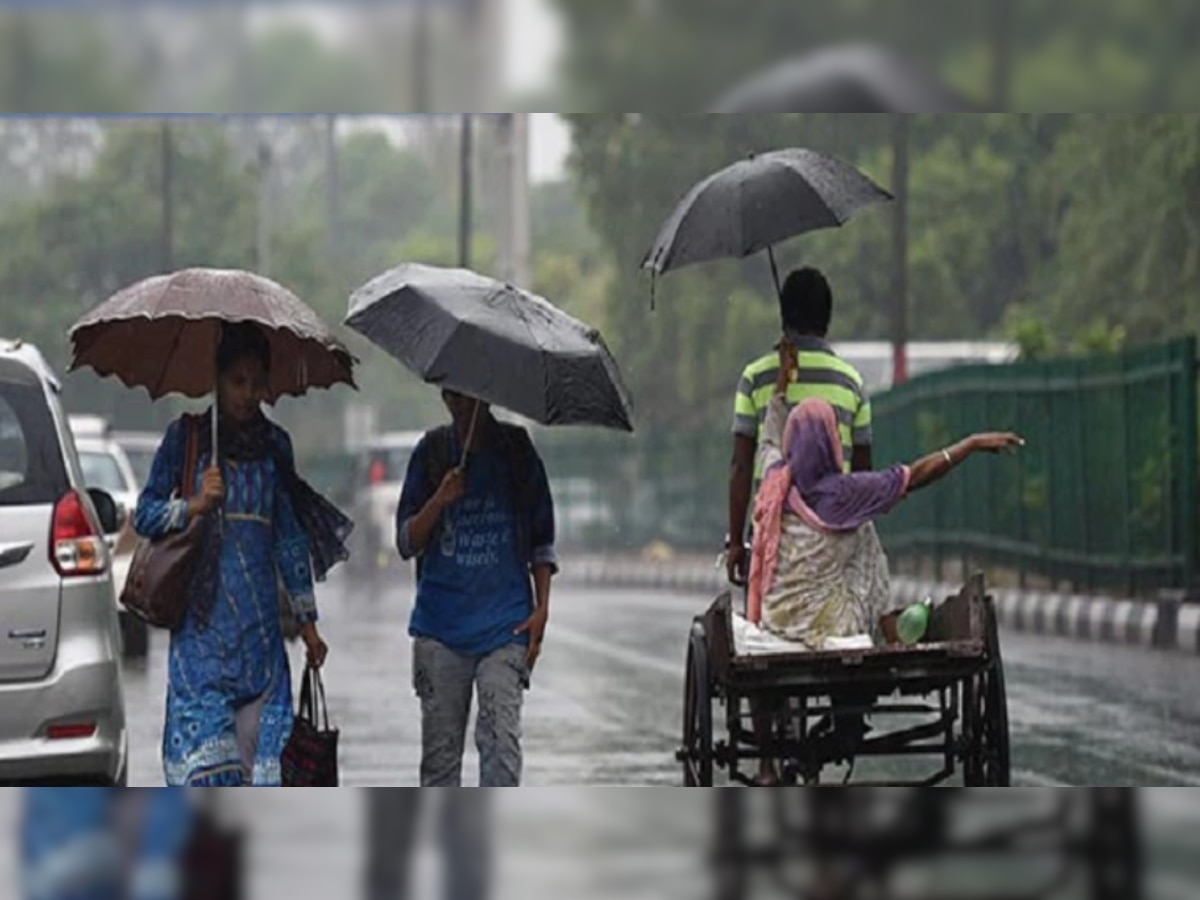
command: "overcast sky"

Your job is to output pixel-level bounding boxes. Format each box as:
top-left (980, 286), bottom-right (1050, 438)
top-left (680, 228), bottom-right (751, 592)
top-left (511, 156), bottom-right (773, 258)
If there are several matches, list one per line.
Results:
top-left (261, 0), bottom-right (571, 181)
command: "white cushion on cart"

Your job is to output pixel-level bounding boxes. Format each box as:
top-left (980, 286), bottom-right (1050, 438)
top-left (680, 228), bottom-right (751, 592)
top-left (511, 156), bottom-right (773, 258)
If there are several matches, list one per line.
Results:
top-left (731, 612), bottom-right (873, 656)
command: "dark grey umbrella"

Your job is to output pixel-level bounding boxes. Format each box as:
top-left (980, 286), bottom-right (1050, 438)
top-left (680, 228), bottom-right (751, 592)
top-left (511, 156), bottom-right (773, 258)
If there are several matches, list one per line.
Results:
top-left (345, 264), bottom-right (635, 433)
top-left (711, 44), bottom-right (979, 113)
top-left (642, 147), bottom-right (892, 296)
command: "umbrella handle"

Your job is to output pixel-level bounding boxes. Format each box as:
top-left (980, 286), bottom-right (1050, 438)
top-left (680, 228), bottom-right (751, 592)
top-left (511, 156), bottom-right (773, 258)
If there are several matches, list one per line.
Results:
top-left (461, 399), bottom-right (481, 468)
top-left (767, 245), bottom-right (783, 299)
top-left (211, 330), bottom-right (220, 465)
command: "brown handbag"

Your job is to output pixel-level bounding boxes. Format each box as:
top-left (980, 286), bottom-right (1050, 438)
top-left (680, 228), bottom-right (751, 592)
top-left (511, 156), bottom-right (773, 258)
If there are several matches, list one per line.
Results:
top-left (120, 417), bottom-right (206, 631)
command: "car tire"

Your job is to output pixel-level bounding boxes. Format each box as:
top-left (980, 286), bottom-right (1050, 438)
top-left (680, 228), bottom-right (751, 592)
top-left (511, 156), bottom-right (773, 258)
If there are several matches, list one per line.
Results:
top-left (119, 609), bottom-right (149, 660)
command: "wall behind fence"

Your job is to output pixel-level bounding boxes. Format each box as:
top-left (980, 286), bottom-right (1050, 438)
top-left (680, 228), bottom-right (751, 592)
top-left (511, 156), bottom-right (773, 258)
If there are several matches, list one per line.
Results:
top-left (872, 338), bottom-right (1199, 595)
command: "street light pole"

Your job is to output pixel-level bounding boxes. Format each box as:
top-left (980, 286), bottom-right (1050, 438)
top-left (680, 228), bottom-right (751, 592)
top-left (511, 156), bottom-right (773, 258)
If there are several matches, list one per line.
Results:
top-left (496, 113), bottom-right (531, 287)
top-left (257, 140), bottom-right (272, 277)
top-left (413, 0), bottom-right (431, 112)
top-left (990, 0), bottom-right (1012, 109)
top-left (160, 121), bottom-right (174, 272)
top-left (891, 113), bottom-right (909, 387)
top-left (325, 114), bottom-right (340, 257)
top-left (459, 113), bottom-right (474, 269)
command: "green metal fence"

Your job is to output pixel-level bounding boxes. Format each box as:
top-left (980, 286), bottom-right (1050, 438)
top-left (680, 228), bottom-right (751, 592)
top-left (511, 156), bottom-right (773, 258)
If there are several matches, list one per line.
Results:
top-left (872, 338), bottom-right (1199, 594)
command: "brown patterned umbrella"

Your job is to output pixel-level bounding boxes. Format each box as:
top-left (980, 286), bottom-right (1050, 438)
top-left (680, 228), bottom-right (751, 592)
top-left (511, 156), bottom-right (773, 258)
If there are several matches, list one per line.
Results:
top-left (69, 268), bottom-right (357, 402)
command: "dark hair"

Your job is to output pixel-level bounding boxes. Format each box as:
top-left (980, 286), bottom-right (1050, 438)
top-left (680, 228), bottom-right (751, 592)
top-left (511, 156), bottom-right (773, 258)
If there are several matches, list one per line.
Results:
top-left (217, 322), bottom-right (271, 375)
top-left (779, 267), bottom-right (833, 336)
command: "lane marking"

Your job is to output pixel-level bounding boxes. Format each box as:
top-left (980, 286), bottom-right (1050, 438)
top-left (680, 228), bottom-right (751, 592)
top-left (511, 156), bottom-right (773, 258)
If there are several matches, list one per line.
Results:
top-left (550, 624), bottom-right (682, 678)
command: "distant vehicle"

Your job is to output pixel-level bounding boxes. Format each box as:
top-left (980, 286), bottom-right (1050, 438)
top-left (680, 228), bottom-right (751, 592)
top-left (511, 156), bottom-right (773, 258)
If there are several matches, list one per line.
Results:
top-left (831, 341), bottom-right (1019, 396)
top-left (0, 339), bottom-right (128, 784)
top-left (349, 431), bottom-right (424, 584)
top-left (111, 430), bottom-right (162, 489)
top-left (69, 419), bottom-right (140, 537)
top-left (550, 475), bottom-right (614, 549)
top-left (69, 418), bottom-right (147, 659)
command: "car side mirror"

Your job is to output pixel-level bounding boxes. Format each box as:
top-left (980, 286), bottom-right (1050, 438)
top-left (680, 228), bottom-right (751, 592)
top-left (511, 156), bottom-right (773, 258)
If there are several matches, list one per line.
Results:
top-left (86, 488), bottom-right (120, 535)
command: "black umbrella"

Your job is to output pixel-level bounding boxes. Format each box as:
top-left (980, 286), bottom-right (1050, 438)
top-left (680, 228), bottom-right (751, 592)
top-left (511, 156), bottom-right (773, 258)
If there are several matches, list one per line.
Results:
top-left (711, 44), bottom-right (979, 113)
top-left (641, 147), bottom-right (892, 299)
top-left (345, 263), bottom-right (635, 433)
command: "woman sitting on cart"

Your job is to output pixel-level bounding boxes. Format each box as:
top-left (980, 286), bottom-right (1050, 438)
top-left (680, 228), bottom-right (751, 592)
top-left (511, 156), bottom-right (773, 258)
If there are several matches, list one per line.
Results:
top-left (748, 341), bottom-right (1022, 647)
top-left (746, 343), bottom-right (1021, 785)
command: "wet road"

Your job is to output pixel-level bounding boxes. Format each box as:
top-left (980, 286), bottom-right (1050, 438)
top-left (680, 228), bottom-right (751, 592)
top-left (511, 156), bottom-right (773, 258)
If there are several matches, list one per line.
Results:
top-left (1, 789), bottom-right (1197, 899)
top-left (119, 573), bottom-right (1200, 787)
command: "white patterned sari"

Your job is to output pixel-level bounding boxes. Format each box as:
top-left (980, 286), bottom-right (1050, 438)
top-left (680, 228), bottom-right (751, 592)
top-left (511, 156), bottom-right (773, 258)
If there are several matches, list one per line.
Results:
top-left (755, 397), bottom-right (893, 650)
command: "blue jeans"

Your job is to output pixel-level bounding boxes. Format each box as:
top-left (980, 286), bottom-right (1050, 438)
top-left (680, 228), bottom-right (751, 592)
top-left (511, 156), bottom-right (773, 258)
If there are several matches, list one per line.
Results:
top-left (412, 638), bottom-right (528, 788)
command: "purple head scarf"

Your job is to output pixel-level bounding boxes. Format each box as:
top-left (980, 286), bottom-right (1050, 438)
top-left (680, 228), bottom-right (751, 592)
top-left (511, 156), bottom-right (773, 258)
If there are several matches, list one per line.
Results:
top-left (780, 399), bottom-right (911, 533)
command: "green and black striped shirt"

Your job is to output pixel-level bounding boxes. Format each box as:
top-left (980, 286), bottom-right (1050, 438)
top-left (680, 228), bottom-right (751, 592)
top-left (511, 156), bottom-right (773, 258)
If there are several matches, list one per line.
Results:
top-left (733, 335), bottom-right (872, 478)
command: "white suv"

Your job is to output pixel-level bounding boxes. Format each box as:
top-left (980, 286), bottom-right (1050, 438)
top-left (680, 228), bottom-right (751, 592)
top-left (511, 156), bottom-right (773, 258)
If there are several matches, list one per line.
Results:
top-left (0, 340), bottom-right (127, 784)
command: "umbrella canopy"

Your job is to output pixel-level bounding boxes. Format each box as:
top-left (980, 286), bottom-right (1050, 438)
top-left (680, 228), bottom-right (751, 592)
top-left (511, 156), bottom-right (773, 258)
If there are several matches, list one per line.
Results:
top-left (69, 268), bottom-right (356, 402)
top-left (642, 148), bottom-right (892, 280)
top-left (345, 264), bottom-right (634, 433)
top-left (711, 44), bottom-right (979, 113)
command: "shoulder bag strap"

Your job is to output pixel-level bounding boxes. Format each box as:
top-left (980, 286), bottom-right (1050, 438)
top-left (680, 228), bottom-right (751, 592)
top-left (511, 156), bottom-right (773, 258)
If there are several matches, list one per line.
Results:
top-left (498, 425), bottom-right (536, 555)
top-left (424, 426), bottom-right (453, 497)
top-left (181, 417), bottom-right (200, 501)
top-left (305, 666), bottom-right (330, 731)
top-left (298, 665), bottom-right (316, 725)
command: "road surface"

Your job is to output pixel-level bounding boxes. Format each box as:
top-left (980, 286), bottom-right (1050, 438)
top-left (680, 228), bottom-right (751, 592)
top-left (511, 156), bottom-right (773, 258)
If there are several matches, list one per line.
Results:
top-left (6, 567), bottom-right (1200, 899)
top-left (118, 576), bottom-right (1200, 788)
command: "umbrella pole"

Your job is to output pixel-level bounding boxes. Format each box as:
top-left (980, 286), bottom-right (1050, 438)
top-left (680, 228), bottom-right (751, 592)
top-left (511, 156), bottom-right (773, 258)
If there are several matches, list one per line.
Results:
top-left (211, 334), bottom-right (220, 464)
top-left (460, 399), bottom-right (481, 468)
top-left (767, 246), bottom-right (783, 299)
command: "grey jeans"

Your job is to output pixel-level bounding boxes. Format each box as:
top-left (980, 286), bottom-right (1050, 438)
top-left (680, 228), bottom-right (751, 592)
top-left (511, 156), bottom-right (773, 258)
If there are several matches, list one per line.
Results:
top-left (363, 790), bottom-right (490, 900)
top-left (412, 638), bottom-right (528, 788)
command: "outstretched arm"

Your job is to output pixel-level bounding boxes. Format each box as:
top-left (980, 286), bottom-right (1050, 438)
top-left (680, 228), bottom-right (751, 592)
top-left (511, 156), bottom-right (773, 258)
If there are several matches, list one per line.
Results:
top-left (908, 433), bottom-right (1024, 493)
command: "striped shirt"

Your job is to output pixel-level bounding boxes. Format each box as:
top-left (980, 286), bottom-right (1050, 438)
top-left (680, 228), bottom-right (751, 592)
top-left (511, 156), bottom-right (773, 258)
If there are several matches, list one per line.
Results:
top-left (733, 335), bottom-right (872, 478)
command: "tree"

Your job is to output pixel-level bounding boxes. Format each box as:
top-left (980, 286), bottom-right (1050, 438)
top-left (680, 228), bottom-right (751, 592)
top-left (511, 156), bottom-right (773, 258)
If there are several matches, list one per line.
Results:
top-left (562, 114), bottom-right (1060, 428)
top-left (1033, 115), bottom-right (1200, 342)
top-left (0, 124), bottom-right (268, 431)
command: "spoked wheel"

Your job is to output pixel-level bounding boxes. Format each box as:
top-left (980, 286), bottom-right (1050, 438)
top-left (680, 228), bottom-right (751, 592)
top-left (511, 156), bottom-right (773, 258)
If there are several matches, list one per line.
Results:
top-left (963, 599), bottom-right (1012, 786)
top-left (681, 621), bottom-right (715, 786)
top-left (982, 599), bottom-right (1012, 785)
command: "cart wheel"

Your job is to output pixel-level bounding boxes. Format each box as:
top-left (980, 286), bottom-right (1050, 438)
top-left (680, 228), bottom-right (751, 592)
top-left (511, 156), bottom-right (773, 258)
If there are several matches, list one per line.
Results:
top-left (963, 600), bottom-right (1012, 786)
top-left (982, 600), bottom-right (1012, 786)
top-left (682, 621), bottom-right (715, 786)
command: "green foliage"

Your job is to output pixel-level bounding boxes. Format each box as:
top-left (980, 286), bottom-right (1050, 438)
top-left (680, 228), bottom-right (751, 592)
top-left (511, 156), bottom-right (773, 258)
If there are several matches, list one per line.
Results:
top-left (1034, 115), bottom-right (1200, 342)
top-left (562, 110), bottom-right (1200, 431)
top-left (1003, 308), bottom-right (1057, 362)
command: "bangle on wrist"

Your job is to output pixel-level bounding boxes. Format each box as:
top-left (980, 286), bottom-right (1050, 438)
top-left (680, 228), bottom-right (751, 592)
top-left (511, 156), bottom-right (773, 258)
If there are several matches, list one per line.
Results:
top-left (942, 448), bottom-right (954, 466)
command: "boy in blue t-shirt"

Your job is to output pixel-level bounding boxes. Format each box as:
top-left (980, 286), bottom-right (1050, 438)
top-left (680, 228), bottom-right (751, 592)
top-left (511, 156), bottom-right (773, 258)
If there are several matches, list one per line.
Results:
top-left (396, 390), bottom-right (557, 787)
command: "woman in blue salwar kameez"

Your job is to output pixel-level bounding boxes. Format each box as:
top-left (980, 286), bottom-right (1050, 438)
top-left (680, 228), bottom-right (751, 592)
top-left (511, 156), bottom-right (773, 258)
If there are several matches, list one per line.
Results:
top-left (134, 323), bottom-right (350, 787)
top-left (21, 788), bottom-right (194, 900)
